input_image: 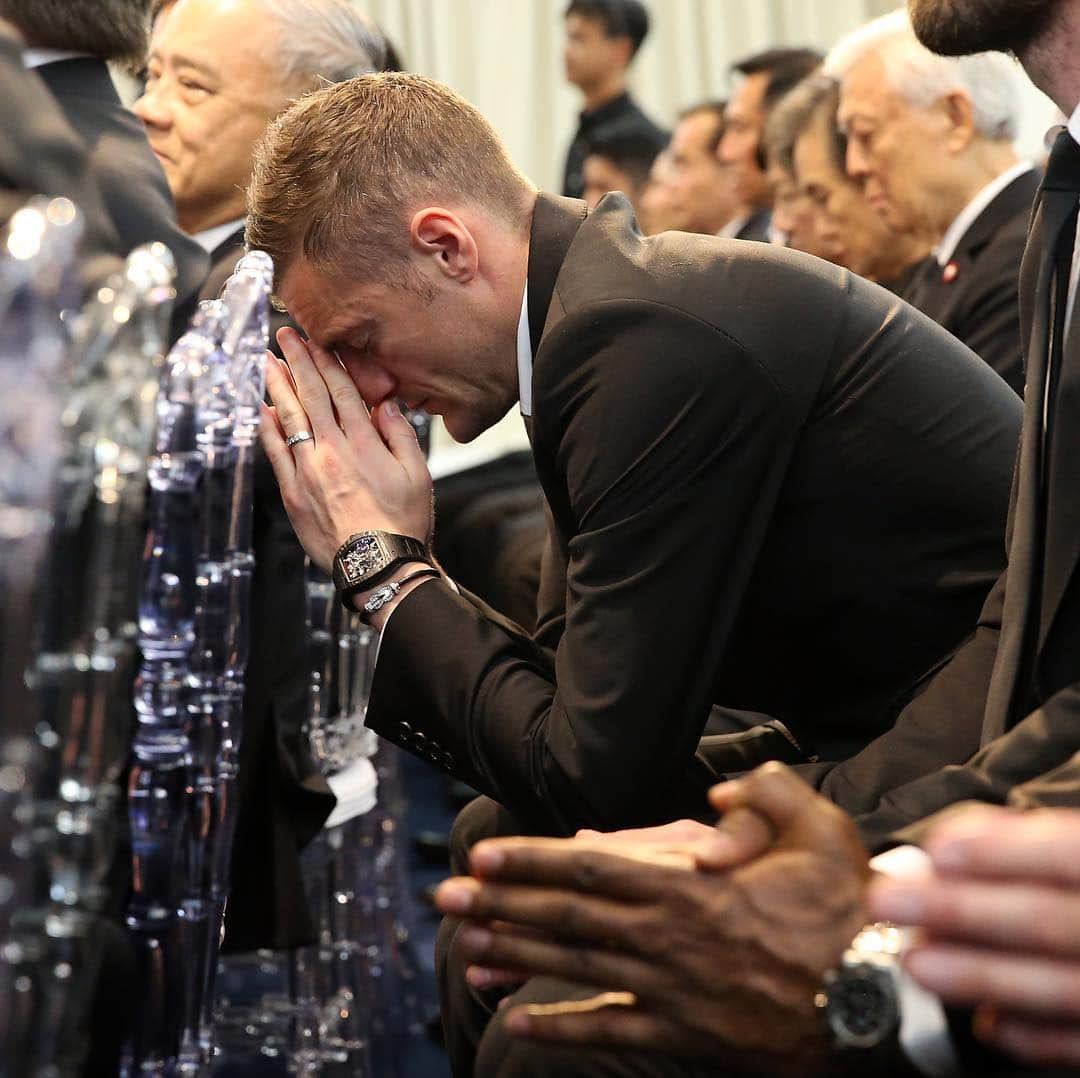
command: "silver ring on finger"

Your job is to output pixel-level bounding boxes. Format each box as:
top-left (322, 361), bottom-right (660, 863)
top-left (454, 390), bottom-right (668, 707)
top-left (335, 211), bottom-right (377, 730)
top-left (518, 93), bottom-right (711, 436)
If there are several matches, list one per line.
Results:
top-left (286, 430), bottom-right (315, 450)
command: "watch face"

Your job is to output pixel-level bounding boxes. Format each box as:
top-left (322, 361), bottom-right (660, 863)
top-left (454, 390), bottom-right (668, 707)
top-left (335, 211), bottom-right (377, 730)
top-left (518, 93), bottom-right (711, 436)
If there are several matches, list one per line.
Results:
top-left (340, 534), bottom-right (385, 584)
top-left (826, 966), bottom-right (897, 1048)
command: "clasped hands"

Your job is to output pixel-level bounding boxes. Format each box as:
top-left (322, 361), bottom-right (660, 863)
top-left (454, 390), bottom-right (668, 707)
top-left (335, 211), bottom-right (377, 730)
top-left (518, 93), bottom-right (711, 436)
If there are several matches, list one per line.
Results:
top-left (436, 763), bottom-right (870, 1073)
top-left (437, 761), bottom-right (1080, 1072)
top-left (258, 327), bottom-right (432, 573)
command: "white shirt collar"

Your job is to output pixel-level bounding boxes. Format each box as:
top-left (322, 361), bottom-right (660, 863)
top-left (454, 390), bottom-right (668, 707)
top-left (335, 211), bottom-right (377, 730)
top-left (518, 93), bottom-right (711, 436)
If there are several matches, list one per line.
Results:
top-left (191, 217), bottom-right (246, 254)
top-left (716, 213), bottom-right (750, 240)
top-left (517, 280), bottom-right (532, 417)
top-left (1068, 101), bottom-right (1080, 147)
top-left (22, 48), bottom-right (92, 69)
top-left (935, 161), bottom-right (1036, 266)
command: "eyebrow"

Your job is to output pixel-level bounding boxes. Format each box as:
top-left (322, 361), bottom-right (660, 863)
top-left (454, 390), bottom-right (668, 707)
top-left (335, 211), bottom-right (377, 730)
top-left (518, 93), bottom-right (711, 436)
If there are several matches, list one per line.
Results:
top-left (150, 49), bottom-right (221, 82)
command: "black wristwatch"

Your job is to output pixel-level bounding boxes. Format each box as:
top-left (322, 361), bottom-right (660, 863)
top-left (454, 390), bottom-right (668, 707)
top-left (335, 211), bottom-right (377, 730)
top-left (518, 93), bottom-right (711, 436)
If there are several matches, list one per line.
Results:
top-left (816, 923), bottom-right (902, 1054)
top-left (331, 530), bottom-right (431, 609)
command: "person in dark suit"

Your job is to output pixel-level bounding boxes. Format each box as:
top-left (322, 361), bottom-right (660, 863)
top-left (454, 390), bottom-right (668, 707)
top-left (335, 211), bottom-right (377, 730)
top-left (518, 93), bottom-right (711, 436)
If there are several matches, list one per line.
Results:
top-left (827, 9), bottom-right (1036, 396)
top-left (136, 0), bottom-right (385, 952)
top-left (560, 0), bottom-right (667, 201)
top-left (246, 74), bottom-right (1024, 1073)
top-left (247, 70), bottom-right (1023, 840)
top-left (0, 19), bottom-right (122, 288)
top-left (422, 2), bottom-right (1080, 1073)
top-left (718, 48), bottom-right (823, 243)
top-left (0, 0), bottom-right (210, 335)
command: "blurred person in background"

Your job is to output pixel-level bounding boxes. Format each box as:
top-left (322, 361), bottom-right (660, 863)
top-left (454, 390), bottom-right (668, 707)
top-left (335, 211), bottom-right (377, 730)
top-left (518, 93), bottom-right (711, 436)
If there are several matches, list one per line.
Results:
top-left (765, 156), bottom-right (833, 259)
top-left (827, 8), bottom-right (1036, 394)
top-left (561, 0), bottom-right (667, 199)
top-left (661, 101), bottom-right (743, 236)
top-left (766, 73), bottom-right (933, 287)
top-left (718, 47), bottom-right (823, 242)
top-left (635, 149), bottom-right (684, 234)
top-left (581, 127), bottom-right (665, 214)
top-left (0, 0), bottom-right (209, 332)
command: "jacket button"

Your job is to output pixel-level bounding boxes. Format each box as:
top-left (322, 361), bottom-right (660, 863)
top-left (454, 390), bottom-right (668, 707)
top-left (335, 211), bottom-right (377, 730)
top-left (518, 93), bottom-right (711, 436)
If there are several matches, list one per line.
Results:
top-left (396, 722), bottom-right (413, 742)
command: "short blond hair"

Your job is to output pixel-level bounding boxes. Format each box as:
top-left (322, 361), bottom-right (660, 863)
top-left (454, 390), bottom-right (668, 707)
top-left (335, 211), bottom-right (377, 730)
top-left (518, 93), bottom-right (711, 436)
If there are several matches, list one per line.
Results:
top-left (246, 73), bottom-right (535, 290)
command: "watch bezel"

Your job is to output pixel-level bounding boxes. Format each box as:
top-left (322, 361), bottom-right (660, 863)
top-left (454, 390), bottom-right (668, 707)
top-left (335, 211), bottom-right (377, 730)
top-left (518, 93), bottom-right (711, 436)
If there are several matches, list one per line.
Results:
top-left (335, 531), bottom-right (392, 589)
top-left (818, 954), bottom-right (900, 1051)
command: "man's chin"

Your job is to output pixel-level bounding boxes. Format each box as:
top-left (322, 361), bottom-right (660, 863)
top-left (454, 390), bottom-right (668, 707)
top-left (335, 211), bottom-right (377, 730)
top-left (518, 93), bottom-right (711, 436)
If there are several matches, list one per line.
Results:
top-left (440, 403), bottom-right (510, 445)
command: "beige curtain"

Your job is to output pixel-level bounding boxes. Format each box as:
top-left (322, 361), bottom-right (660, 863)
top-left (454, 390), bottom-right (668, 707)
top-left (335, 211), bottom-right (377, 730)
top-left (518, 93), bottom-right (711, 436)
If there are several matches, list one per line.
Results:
top-left (358, 0), bottom-right (912, 195)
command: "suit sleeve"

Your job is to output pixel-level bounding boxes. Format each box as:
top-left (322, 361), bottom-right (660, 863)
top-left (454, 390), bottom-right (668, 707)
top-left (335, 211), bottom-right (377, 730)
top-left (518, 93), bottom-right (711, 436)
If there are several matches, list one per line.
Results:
top-left (859, 680), bottom-right (1080, 852)
top-left (365, 299), bottom-right (802, 834)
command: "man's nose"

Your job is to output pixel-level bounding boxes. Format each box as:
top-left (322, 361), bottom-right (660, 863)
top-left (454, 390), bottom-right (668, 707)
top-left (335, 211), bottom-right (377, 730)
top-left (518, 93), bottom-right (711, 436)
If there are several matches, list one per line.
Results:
top-left (133, 82), bottom-right (171, 131)
top-left (341, 353), bottom-right (397, 407)
top-left (845, 141), bottom-right (869, 183)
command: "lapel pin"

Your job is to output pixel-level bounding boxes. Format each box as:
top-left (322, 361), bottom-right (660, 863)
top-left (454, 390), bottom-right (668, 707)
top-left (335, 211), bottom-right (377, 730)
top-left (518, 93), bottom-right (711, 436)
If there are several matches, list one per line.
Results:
top-left (943, 261), bottom-right (959, 283)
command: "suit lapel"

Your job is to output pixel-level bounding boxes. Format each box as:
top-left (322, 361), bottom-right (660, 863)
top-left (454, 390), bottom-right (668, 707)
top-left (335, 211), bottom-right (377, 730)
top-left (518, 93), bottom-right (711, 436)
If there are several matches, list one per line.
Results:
top-left (981, 199), bottom-right (1058, 743)
top-left (526, 194), bottom-right (588, 353)
top-left (1039, 241), bottom-right (1080, 652)
top-left (956, 169), bottom-right (1042, 264)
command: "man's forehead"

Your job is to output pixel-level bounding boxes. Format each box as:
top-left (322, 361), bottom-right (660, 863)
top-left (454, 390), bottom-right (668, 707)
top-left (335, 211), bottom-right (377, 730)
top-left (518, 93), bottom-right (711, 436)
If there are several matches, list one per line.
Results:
top-left (836, 53), bottom-right (895, 123)
top-left (154, 0), bottom-right (275, 67)
top-left (728, 72), bottom-right (768, 119)
top-left (281, 266), bottom-right (372, 340)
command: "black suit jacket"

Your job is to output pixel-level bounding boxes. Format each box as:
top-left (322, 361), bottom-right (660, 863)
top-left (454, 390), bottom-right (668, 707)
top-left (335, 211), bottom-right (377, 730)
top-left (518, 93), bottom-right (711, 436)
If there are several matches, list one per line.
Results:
top-left (901, 168), bottom-right (1040, 397)
top-left (34, 57), bottom-right (208, 335)
top-left (808, 157), bottom-right (1080, 853)
top-left (202, 231), bottom-right (336, 952)
top-left (363, 194), bottom-right (1020, 836)
top-left (0, 31), bottom-right (121, 288)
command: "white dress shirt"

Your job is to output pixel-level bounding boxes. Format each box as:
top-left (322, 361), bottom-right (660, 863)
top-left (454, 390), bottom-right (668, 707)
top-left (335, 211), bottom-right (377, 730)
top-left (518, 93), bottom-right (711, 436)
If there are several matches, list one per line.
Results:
top-left (192, 217), bottom-right (245, 254)
top-left (716, 213), bottom-right (751, 240)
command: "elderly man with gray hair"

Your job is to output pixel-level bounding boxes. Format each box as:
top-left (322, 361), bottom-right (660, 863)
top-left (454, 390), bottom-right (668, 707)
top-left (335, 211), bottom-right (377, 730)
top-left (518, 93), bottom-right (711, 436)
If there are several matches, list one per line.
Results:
top-left (138, 0), bottom-right (384, 297)
top-left (826, 7), bottom-right (1037, 395)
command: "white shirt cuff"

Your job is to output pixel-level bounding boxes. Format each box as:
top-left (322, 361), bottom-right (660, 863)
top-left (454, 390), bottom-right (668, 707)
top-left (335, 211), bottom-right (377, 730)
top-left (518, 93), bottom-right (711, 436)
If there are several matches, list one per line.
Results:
top-left (324, 756), bottom-right (378, 829)
top-left (870, 846), bottom-right (960, 1076)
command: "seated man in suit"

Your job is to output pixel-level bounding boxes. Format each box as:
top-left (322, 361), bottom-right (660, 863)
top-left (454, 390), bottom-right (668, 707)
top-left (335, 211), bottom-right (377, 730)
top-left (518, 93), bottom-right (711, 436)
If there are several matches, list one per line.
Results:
top-left (0, 18), bottom-right (121, 287)
top-left (717, 47), bottom-right (822, 242)
top-left (134, 0), bottom-right (384, 953)
top-left (246, 72), bottom-right (1026, 1069)
top-left (765, 73), bottom-right (932, 290)
top-left (827, 9), bottom-right (1037, 396)
top-left (249, 71), bottom-right (1020, 838)
top-left (661, 102), bottom-right (744, 237)
top-left (427, 1), bottom-right (1080, 1071)
top-left (0, 0), bottom-right (210, 335)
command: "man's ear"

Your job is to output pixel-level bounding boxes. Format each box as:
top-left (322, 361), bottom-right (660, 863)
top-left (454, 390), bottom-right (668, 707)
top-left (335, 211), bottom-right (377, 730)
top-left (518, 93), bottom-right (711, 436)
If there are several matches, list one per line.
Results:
top-left (941, 91), bottom-right (977, 154)
top-left (409, 208), bottom-right (478, 283)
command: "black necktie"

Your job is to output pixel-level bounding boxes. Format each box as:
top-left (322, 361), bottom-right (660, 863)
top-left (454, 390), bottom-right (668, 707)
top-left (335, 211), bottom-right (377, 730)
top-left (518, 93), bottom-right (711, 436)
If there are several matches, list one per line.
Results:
top-left (1040, 129), bottom-right (1080, 451)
